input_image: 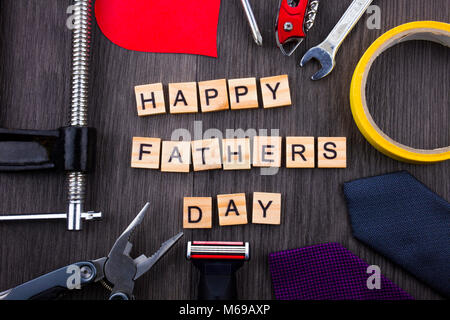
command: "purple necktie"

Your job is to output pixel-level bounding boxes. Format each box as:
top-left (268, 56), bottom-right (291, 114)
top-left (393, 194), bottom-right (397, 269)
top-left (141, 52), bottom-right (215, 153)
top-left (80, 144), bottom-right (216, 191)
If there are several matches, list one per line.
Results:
top-left (269, 243), bottom-right (413, 300)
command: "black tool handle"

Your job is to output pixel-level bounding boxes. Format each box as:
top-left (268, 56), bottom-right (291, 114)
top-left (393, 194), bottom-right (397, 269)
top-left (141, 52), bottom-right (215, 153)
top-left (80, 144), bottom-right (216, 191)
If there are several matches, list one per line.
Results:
top-left (0, 261), bottom-right (97, 300)
top-left (0, 127), bottom-right (96, 172)
top-left (196, 262), bottom-right (241, 300)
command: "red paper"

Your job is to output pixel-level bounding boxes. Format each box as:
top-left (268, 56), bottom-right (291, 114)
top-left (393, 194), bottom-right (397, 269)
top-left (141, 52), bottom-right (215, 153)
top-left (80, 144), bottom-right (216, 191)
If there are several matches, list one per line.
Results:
top-left (95, 0), bottom-right (221, 57)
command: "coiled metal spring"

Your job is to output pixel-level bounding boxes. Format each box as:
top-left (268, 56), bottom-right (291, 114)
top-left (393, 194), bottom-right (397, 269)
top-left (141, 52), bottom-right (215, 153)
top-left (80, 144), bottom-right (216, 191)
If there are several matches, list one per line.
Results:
top-left (67, 0), bottom-right (93, 230)
top-left (68, 172), bottom-right (86, 203)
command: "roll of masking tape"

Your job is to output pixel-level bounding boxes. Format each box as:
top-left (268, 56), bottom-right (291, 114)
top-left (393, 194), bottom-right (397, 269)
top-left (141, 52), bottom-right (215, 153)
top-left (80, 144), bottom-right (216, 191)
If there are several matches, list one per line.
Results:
top-left (350, 21), bottom-right (450, 164)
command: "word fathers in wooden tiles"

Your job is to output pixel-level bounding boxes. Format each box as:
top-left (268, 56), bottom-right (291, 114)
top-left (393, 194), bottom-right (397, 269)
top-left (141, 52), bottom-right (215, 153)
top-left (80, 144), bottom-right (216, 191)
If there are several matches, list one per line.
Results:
top-left (131, 136), bottom-right (347, 171)
top-left (183, 192), bottom-right (282, 229)
top-left (134, 75), bottom-right (291, 116)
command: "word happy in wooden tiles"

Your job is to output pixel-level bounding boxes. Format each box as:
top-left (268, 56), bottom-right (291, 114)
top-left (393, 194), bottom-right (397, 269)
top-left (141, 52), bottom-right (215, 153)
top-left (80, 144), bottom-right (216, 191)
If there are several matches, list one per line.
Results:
top-left (134, 75), bottom-right (291, 115)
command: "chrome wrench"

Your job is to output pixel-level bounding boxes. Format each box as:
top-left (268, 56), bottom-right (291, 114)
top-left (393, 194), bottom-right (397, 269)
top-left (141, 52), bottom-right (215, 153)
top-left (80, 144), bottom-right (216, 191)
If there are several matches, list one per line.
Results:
top-left (300, 0), bottom-right (373, 80)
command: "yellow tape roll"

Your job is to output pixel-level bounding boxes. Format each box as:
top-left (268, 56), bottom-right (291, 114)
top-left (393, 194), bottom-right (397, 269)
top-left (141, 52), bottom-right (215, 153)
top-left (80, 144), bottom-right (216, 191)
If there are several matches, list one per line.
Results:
top-left (350, 21), bottom-right (450, 164)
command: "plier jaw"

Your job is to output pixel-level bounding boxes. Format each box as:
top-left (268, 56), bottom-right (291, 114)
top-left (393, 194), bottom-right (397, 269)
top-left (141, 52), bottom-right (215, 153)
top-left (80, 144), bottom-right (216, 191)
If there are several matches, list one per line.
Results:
top-left (101, 203), bottom-right (183, 300)
top-left (275, 0), bottom-right (319, 56)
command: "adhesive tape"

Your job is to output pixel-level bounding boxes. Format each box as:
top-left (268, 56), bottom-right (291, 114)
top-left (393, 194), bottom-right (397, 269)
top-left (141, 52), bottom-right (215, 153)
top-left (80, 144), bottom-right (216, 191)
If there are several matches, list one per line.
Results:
top-left (350, 21), bottom-right (450, 164)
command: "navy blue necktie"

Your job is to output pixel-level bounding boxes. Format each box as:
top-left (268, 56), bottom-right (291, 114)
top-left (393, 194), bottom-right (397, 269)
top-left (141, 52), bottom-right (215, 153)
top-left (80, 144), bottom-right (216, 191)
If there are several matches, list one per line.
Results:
top-left (343, 171), bottom-right (450, 297)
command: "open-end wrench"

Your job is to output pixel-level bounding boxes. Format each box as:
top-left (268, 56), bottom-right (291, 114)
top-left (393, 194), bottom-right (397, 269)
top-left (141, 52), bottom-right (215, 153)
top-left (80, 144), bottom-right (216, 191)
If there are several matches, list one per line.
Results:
top-left (300, 0), bottom-right (373, 80)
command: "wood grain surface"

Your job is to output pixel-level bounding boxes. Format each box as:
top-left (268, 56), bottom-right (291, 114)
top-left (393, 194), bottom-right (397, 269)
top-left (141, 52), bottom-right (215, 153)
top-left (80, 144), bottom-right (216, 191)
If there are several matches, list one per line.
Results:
top-left (0, 0), bottom-right (448, 300)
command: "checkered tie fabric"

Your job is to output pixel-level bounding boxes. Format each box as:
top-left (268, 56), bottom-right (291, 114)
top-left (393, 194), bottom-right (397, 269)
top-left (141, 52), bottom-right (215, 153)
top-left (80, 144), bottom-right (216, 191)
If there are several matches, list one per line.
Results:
top-left (269, 243), bottom-right (413, 300)
top-left (344, 171), bottom-right (450, 298)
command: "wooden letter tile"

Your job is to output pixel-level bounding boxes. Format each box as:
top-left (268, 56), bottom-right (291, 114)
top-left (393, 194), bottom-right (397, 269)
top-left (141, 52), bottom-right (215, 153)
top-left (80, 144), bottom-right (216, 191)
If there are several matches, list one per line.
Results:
top-left (228, 77), bottom-right (259, 110)
top-left (252, 136), bottom-right (282, 167)
top-left (134, 83), bottom-right (166, 116)
top-left (183, 197), bottom-right (212, 229)
top-left (286, 137), bottom-right (315, 168)
top-left (252, 192), bottom-right (281, 225)
top-left (317, 137), bottom-right (347, 168)
top-left (198, 79), bottom-right (229, 112)
top-left (217, 193), bottom-right (248, 226)
top-left (131, 137), bottom-right (161, 169)
top-left (260, 75), bottom-right (291, 109)
top-left (168, 82), bottom-right (199, 114)
top-left (222, 138), bottom-right (251, 170)
top-left (191, 138), bottom-right (222, 171)
top-left (161, 141), bottom-right (191, 173)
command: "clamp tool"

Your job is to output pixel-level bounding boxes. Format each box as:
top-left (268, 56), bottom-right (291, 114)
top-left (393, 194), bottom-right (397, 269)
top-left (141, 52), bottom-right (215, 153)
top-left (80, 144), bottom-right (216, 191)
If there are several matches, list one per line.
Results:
top-left (300, 0), bottom-right (373, 80)
top-left (0, 203), bottom-right (183, 300)
top-left (0, 0), bottom-right (98, 230)
top-left (275, 0), bottom-right (319, 56)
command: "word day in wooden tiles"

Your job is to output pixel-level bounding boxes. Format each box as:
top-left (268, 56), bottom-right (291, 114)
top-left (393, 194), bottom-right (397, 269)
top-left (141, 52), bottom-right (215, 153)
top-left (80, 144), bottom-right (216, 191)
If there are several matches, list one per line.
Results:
top-left (131, 136), bottom-right (347, 171)
top-left (134, 75), bottom-right (291, 116)
top-left (183, 192), bottom-right (282, 229)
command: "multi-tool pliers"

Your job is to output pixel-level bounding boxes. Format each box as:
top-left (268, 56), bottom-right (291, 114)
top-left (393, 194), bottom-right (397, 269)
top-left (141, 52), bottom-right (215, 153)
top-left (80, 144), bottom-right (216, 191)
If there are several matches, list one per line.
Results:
top-left (0, 203), bottom-right (183, 300)
top-left (276, 0), bottom-right (319, 56)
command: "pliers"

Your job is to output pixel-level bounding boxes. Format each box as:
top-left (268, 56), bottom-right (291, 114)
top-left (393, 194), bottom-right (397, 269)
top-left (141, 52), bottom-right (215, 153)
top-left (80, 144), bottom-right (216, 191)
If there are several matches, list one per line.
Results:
top-left (0, 203), bottom-right (183, 300)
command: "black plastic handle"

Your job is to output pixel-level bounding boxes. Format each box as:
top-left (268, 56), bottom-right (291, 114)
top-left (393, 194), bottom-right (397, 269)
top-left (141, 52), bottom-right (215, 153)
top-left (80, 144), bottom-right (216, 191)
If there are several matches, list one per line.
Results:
top-left (0, 127), bottom-right (96, 172)
top-left (0, 261), bottom-right (97, 300)
top-left (195, 262), bottom-right (243, 300)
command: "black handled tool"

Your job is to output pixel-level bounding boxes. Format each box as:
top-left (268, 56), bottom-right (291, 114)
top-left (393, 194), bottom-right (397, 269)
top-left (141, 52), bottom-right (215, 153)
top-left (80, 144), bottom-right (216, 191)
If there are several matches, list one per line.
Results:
top-left (0, 203), bottom-right (183, 300)
top-left (187, 241), bottom-right (250, 300)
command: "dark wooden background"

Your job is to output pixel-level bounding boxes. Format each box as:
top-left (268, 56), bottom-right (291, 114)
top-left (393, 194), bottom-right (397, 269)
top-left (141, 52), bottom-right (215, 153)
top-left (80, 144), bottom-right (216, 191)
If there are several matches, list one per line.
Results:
top-left (0, 0), bottom-right (448, 300)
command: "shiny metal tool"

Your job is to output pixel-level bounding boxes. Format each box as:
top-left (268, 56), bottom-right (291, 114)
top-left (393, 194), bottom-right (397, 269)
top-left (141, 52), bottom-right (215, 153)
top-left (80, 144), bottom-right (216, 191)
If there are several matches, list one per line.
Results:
top-left (66, 0), bottom-right (94, 231)
top-left (0, 0), bottom-right (99, 230)
top-left (300, 0), bottom-right (373, 80)
top-left (0, 203), bottom-right (184, 300)
top-left (240, 0), bottom-right (263, 46)
top-left (275, 0), bottom-right (319, 56)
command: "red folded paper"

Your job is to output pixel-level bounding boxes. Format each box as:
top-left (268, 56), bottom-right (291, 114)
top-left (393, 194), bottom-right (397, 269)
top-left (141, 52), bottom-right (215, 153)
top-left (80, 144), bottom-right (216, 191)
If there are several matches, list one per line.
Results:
top-left (95, 0), bottom-right (221, 57)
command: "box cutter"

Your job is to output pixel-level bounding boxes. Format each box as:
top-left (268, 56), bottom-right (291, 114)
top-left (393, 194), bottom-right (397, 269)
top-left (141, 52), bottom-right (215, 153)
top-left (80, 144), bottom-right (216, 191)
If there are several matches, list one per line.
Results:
top-left (276, 0), bottom-right (319, 56)
top-left (0, 203), bottom-right (183, 300)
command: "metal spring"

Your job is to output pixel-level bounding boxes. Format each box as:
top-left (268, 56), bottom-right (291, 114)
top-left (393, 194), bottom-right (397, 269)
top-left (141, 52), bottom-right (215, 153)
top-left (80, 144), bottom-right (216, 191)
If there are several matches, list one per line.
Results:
top-left (67, 0), bottom-right (92, 213)
top-left (67, 172), bottom-right (86, 202)
top-left (100, 280), bottom-right (113, 292)
top-left (305, 0), bottom-right (319, 31)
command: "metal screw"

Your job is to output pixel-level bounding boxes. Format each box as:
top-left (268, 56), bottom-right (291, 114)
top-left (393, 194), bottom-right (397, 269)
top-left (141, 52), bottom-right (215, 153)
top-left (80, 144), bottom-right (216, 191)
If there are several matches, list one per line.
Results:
top-left (67, 0), bottom-right (93, 231)
top-left (80, 266), bottom-right (93, 280)
top-left (284, 22), bottom-right (293, 31)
